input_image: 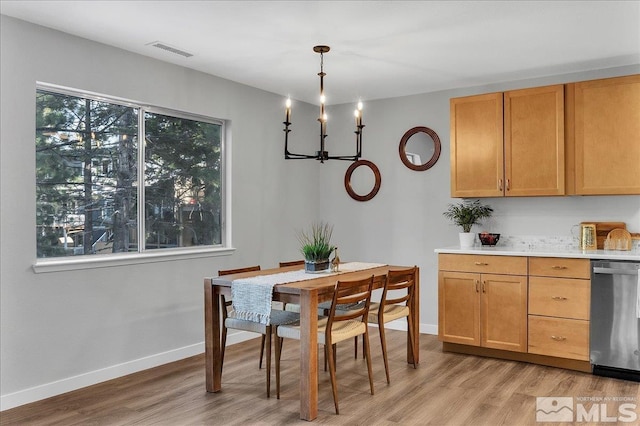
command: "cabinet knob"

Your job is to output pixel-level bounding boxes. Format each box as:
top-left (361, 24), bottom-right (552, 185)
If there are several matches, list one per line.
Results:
top-left (551, 265), bottom-right (567, 270)
top-left (551, 296), bottom-right (568, 301)
top-left (550, 335), bottom-right (567, 341)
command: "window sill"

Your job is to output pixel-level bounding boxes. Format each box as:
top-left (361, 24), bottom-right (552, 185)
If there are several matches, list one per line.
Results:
top-left (32, 246), bottom-right (236, 274)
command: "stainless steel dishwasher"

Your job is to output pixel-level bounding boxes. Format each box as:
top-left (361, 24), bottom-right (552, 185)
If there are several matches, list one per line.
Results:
top-left (590, 260), bottom-right (640, 381)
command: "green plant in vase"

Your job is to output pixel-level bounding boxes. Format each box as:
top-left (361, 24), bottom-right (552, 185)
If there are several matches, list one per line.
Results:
top-left (297, 222), bottom-right (335, 273)
top-left (443, 200), bottom-right (493, 247)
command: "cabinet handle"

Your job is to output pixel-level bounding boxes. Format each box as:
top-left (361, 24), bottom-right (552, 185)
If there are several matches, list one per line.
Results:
top-left (551, 296), bottom-right (568, 301)
top-left (475, 279), bottom-right (479, 293)
top-left (482, 281), bottom-right (486, 293)
top-left (550, 335), bottom-right (567, 341)
top-left (474, 262), bottom-right (488, 266)
top-left (551, 266), bottom-right (567, 270)
top-left (498, 179), bottom-right (503, 191)
top-left (506, 179), bottom-right (510, 191)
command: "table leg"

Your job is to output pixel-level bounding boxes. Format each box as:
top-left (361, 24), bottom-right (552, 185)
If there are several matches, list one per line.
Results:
top-left (408, 267), bottom-right (420, 364)
top-left (299, 289), bottom-right (318, 421)
top-left (204, 278), bottom-right (222, 392)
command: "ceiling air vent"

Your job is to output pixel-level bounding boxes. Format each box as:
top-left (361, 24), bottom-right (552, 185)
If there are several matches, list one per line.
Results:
top-left (147, 41), bottom-right (193, 58)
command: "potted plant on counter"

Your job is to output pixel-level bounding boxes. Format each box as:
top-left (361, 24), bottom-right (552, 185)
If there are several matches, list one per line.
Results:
top-left (297, 221), bottom-right (335, 273)
top-left (443, 200), bottom-right (493, 247)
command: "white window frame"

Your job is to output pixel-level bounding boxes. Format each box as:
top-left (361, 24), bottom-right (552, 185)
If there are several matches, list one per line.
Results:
top-left (33, 82), bottom-right (234, 273)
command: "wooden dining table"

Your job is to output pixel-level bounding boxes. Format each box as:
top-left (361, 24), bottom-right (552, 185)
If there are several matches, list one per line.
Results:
top-left (204, 263), bottom-right (419, 421)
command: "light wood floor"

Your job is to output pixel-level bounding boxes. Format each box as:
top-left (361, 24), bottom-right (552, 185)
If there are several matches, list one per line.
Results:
top-left (2, 331), bottom-right (638, 425)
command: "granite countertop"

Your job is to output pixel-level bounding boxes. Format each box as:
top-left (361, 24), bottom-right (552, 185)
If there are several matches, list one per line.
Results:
top-left (435, 246), bottom-right (640, 261)
top-left (435, 234), bottom-right (640, 261)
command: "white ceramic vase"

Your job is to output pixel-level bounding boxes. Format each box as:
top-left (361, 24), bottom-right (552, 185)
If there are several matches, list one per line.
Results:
top-left (459, 232), bottom-right (476, 248)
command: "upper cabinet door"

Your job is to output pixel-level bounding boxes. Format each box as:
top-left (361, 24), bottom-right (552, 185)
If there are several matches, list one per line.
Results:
top-left (450, 93), bottom-right (504, 198)
top-left (504, 85), bottom-right (565, 196)
top-left (567, 74), bottom-right (640, 195)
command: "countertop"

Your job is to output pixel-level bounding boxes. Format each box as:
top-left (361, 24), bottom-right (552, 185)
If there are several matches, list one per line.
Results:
top-left (435, 246), bottom-right (640, 261)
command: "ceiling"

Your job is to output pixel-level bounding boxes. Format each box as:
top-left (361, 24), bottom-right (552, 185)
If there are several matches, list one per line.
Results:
top-left (1, 1), bottom-right (639, 105)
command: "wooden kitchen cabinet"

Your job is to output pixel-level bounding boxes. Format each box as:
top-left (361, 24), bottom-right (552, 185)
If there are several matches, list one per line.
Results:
top-left (504, 85), bottom-right (565, 196)
top-left (439, 253), bottom-right (593, 372)
top-left (450, 93), bottom-right (504, 197)
top-left (527, 257), bottom-right (591, 361)
top-left (566, 74), bottom-right (640, 195)
top-left (438, 254), bottom-right (528, 352)
top-left (450, 85), bottom-right (564, 198)
top-left (528, 316), bottom-right (589, 361)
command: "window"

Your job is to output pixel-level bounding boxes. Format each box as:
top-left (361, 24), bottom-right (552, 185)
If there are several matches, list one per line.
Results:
top-left (35, 86), bottom-right (224, 259)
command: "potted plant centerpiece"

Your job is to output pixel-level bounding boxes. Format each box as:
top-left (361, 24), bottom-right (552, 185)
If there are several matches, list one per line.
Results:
top-left (443, 200), bottom-right (493, 247)
top-left (297, 222), bottom-right (335, 273)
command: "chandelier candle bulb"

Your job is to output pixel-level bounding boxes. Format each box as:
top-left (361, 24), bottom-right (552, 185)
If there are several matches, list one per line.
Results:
top-left (285, 98), bottom-right (291, 123)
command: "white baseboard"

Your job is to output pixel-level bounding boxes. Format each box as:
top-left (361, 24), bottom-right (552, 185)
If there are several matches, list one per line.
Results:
top-left (1, 342), bottom-right (205, 411)
top-left (1, 322), bottom-right (436, 411)
top-left (377, 320), bottom-right (438, 336)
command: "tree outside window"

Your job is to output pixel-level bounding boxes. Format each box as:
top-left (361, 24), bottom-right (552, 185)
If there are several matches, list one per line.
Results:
top-left (35, 88), bottom-right (223, 258)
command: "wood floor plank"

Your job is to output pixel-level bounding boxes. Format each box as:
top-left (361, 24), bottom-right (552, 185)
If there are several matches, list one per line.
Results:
top-left (2, 330), bottom-right (638, 425)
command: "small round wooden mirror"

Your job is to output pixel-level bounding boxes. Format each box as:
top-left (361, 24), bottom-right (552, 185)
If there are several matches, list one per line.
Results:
top-left (399, 126), bottom-right (441, 171)
top-left (344, 160), bottom-right (381, 202)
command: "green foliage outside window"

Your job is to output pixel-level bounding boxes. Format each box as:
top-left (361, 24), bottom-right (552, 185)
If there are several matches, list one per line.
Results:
top-left (35, 88), bottom-right (223, 258)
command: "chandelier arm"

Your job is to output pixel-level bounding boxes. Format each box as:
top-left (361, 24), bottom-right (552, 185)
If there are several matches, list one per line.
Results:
top-left (325, 155), bottom-right (360, 161)
top-left (285, 152), bottom-right (324, 160)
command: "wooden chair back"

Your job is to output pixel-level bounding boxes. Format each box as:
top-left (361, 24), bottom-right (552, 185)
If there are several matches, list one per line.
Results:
top-left (381, 267), bottom-right (416, 309)
top-left (218, 265), bottom-right (261, 276)
top-left (326, 275), bottom-right (374, 332)
top-left (278, 260), bottom-right (305, 268)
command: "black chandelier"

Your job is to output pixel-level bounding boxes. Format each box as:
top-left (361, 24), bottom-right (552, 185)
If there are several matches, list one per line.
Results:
top-left (283, 45), bottom-right (364, 163)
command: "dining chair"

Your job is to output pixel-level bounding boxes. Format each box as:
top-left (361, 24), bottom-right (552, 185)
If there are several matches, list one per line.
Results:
top-left (278, 259), bottom-right (305, 268)
top-left (367, 266), bottom-right (418, 384)
top-left (218, 266), bottom-right (261, 371)
top-left (279, 260), bottom-right (304, 313)
top-left (275, 275), bottom-right (376, 414)
top-left (219, 265), bottom-right (299, 398)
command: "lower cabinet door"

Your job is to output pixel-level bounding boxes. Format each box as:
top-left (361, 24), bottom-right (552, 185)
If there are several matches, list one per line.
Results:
top-left (528, 315), bottom-right (589, 360)
top-left (438, 271), bottom-right (480, 346)
top-left (481, 273), bottom-right (528, 352)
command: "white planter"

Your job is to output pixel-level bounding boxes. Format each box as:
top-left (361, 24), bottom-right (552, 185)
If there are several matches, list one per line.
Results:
top-left (459, 232), bottom-right (476, 248)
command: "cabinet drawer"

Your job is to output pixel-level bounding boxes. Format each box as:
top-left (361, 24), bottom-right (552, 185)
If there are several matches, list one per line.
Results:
top-left (439, 254), bottom-right (527, 275)
top-left (528, 315), bottom-right (589, 360)
top-left (529, 277), bottom-right (590, 320)
top-left (529, 257), bottom-right (590, 279)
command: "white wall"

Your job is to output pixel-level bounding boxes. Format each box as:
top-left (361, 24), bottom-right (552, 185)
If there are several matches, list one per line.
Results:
top-left (2, 15), bottom-right (639, 410)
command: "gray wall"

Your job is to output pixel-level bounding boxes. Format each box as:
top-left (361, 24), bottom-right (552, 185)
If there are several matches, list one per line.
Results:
top-left (0, 15), bottom-right (320, 409)
top-left (321, 66), bottom-right (640, 332)
top-left (1, 15), bottom-right (639, 409)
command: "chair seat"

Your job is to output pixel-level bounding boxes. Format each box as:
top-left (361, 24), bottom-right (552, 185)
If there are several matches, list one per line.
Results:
top-left (367, 302), bottom-right (410, 323)
top-left (277, 317), bottom-right (366, 345)
top-left (225, 309), bottom-right (300, 333)
top-left (284, 303), bottom-right (326, 316)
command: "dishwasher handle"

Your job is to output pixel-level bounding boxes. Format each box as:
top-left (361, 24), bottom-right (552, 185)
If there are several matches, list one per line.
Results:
top-left (593, 267), bottom-right (640, 276)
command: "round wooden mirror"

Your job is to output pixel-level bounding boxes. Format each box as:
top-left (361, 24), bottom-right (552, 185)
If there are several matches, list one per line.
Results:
top-left (399, 126), bottom-right (441, 171)
top-left (344, 160), bottom-right (381, 202)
